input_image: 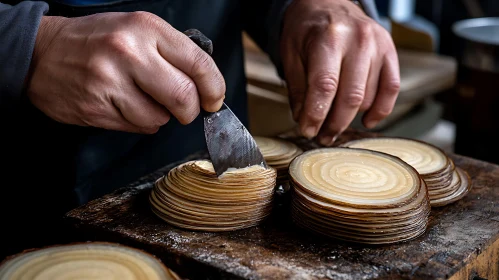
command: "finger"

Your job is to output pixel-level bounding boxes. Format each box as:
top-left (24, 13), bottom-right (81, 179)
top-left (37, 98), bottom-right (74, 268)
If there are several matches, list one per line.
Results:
top-left (282, 50), bottom-right (307, 122)
top-left (299, 39), bottom-right (342, 139)
top-left (157, 26), bottom-right (226, 112)
top-left (132, 52), bottom-right (201, 125)
top-left (362, 52), bottom-right (400, 129)
top-left (112, 84), bottom-right (171, 129)
top-left (359, 58), bottom-right (381, 112)
top-left (87, 103), bottom-right (159, 134)
top-left (317, 52), bottom-right (371, 146)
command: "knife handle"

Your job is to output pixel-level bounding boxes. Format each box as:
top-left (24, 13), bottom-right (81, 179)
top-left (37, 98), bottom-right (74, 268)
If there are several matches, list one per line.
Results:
top-left (183, 29), bottom-right (225, 118)
top-left (184, 29), bottom-right (213, 56)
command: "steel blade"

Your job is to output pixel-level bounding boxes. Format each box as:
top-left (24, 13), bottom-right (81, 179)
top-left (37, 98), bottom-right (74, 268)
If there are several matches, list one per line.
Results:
top-left (204, 103), bottom-right (267, 176)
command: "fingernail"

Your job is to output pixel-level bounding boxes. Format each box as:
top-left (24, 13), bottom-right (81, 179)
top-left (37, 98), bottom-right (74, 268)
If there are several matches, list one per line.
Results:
top-left (303, 126), bottom-right (317, 139)
top-left (320, 136), bottom-right (334, 146)
top-left (365, 120), bottom-right (379, 129)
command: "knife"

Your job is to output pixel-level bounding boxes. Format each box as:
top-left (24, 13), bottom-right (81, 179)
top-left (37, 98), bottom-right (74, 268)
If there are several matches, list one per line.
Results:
top-left (184, 29), bottom-right (268, 177)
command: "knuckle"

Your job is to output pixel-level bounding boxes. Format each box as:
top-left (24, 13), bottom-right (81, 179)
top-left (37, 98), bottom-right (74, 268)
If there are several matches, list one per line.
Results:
top-left (102, 32), bottom-right (142, 64)
top-left (305, 110), bottom-right (326, 124)
top-left (357, 21), bottom-right (374, 46)
top-left (360, 99), bottom-right (373, 111)
top-left (125, 11), bottom-right (157, 25)
top-left (85, 57), bottom-right (104, 76)
top-left (300, 14), bottom-right (331, 39)
top-left (344, 89), bottom-right (365, 107)
top-left (102, 32), bottom-right (127, 50)
top-left (85, 58), bottom-right (114, 83)
top-left (190, 49), bottom-right (214, 78)
top-left (171, 78), bottom-right (196, 107)
top-left (382, 79), bottom-right (401, 95)
top-left (203, 72), bottom-right (226, 107)
top-left (313, 73), bottom-right (339, 96)
top-left (377, 106), bottom-right (393, 118)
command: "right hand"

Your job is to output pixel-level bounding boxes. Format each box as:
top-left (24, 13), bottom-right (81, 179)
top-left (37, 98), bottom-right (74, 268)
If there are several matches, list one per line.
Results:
top-left (28, 12), bottom-right (226, 134)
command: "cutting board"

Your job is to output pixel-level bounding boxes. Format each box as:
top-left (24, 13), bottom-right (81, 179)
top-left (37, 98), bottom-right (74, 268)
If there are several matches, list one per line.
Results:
top-left (64, 130), bottom-right (499, 280)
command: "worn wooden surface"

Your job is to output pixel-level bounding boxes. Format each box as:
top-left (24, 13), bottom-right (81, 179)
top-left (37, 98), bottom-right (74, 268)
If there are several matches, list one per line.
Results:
top-left (65, 130), bottom-right (499, 280)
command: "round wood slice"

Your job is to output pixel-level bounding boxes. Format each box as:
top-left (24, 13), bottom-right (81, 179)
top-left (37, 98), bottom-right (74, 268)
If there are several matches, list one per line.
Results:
top-left (254, 137), bottom-right (302, 163)
top-left (150, 160), bottom-right (276, 231)
top-left (428, 170), bottom-right (461, 198)
top-left (289, 148), bottom-right (430, 245)
top-left (291, 179), bottom-right (429, 218)
top-left (341, 137), bottom-right (471, 206)
top-left (431, 167), bottom-right (472, 207)
top-left (341, 137), bottom-right (449, 177)
top-left (289, 148), bottom-right (421, 208)
top-left (254, 137), bottom-right (303, 184)
top-left (0, 242), bottom-right (179, 280)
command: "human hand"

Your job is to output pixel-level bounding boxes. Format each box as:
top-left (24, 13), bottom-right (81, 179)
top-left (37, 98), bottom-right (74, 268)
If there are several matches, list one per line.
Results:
top-left (280, 0), bottom-right (400, 145)
top-left (28, 12), bottom-right (225, 134)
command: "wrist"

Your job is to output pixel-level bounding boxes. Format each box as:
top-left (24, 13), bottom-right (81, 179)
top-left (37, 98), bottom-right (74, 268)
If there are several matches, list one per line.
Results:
top-left (33, 16), bottom-right (67, 65)
top-left (26, 16), bottom-right (67, 89)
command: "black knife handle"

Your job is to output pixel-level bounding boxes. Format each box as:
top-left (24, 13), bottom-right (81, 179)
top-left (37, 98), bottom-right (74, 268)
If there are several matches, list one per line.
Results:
top-left (184, 29), bottom-right (213, 56)
top-left (183, 29), bottom-right (218, 118)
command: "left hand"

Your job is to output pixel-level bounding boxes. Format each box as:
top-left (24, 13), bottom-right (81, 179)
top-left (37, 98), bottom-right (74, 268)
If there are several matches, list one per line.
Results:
top-left (280, 0), bottom-right (400, 146)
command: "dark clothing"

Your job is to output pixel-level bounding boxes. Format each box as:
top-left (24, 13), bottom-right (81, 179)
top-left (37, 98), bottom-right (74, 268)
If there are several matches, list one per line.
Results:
top-left (0, 0), bottom-right (289, 256)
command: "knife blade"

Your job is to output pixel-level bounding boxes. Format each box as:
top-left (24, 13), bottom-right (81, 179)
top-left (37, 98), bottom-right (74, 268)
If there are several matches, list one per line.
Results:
top-left (184, 29), bottom-right (268, 176)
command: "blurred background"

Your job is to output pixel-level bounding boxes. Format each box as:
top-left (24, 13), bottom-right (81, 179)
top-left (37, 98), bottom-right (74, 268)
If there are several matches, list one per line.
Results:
top-left (244, 0), bottom-right (499, 164)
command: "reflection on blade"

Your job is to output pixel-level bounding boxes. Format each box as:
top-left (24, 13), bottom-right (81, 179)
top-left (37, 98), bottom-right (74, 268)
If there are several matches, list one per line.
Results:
top-left (204, 103), bottom-right (268, 177)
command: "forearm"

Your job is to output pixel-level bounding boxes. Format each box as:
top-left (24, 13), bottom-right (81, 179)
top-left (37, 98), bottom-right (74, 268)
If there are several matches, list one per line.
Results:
top-left (0, 1), bottom-right (48, 116)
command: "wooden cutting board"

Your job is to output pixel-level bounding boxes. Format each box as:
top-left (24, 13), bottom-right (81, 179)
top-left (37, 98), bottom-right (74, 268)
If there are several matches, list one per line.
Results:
top-left (64, 130), bottom-right (499, 280)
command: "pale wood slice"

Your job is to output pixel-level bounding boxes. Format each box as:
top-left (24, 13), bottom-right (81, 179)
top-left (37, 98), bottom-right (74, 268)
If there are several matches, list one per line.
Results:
top-left (0, 242), bottom-right (178, 280)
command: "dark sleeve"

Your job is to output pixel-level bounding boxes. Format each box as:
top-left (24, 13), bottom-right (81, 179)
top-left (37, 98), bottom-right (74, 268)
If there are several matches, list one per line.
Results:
top-left (0, 1), bottom-right (49, 116)
top-left (241, 0), bottom-right (293, 79)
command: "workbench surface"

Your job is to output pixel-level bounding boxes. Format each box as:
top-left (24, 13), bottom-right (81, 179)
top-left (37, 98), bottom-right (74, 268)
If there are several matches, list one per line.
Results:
top-left (65, 130), bottom-right (499, 280)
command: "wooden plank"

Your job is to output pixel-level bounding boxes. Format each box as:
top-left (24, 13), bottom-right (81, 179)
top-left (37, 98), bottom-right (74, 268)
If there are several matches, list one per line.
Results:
top-left (64, 130), bottom-right (499, 279)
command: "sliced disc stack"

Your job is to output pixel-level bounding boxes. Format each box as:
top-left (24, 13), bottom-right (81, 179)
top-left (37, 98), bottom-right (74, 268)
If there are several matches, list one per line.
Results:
top-left (289, 148), bottom-right (430, 244)
top-left (341, 138), bottom-right (472, 207)
top-left (150, 160), bottom-right (276, 231)
top-left (0, 242), bottom-right (179, 280)
top-left (254, 136), bottom-right (303, 184)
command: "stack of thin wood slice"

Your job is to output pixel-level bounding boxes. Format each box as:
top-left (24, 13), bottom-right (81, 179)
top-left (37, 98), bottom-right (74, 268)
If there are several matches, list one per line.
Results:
top-left (341, 137), bottom-right (472, 207)
top-left (254, 136), bottom-right (303, 184)
top-left (0, 242), bottom-right (179, 280)
top-left (150, 160), bottom-right (276, 231)
top-left (289, 148), bottom-right (430, 244)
